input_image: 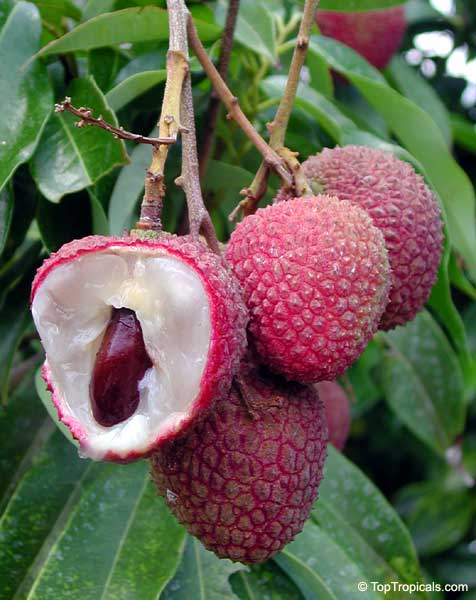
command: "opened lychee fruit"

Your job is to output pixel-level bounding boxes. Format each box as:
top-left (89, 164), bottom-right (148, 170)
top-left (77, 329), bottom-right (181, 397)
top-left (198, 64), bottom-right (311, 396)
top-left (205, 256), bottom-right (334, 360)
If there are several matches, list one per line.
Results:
top-left (31, 234), bottom-right (248, 462)
top-left (316, 6), bottom-right (406, 70)
top-left (225, 196), bottom-right (390, 383)
top-left (151, 363), bottom-right (328, 564)
top-left (316, 381), bottom-right (351, 450)
top-left (293, 146), bottom-right (444, 329)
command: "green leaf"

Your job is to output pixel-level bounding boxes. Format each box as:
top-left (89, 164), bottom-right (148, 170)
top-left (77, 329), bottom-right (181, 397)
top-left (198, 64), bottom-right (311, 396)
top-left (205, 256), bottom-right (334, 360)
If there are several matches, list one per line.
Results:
top-left (162, 536), bottom-right (244, 600)
top-left (32, 0), bottom-right (82, 24)
top-left (108, 138), bottom-right (152, 235)
top-left (310, 36), bottom-right (476, 277)
top-left (275, 520), bottom-right (380, 600)
top-left (313, 447), bottom-right (423, 589)
top-left (35, 367), bottom-right (78, 447)
top-left (0, 430), bottom-right (89, 598)
top-left (305, 44), bottom-right (333, 99)
top-left (318, 0), bottom-right (406, 9)
top-left (216, 0), bottom-right (277, 64)
top-left (89, 190), bottom-right (109, 235)
top-left (450, 113), bottom-right (476, 153)
top-left (88, 48), bottom-right (123, 92)
top-left (17, 461), bottom-right (187, 599)
top-left (230, 562), bottom-right (304, 600)
top-left (0, 1), bottom-right (52, 193)
top-left (381, 311), bottom-right (466, 454)
top-left (387, 57), bottom-right (452, 147)
top-left (0, 282), bottom-right (31, 405)
top-left (395, 483), bottom-right (474, 557)
top-left (82, 0), bottom-right (116, 22)
top-left (37, 7), bottom-right (220, 57)
top-left (31, 77), bottom-right (128, 203)
top-left (106, 69), bottom-right (166, 112)
top-left (0, 238), bottom-right (42, 309)
top-left (0, 185), bottom-right (13, 256)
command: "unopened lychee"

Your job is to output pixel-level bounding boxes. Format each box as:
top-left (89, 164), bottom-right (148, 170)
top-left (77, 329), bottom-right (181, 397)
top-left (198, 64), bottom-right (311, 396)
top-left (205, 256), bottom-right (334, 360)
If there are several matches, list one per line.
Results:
top-left (225, 196), bottom-right (390, 383)
top-left (31, 234), bottom-right (248, 462)
top-left (316, 6), bottom-right (406, 70)
top-left (316, 381), bottom-right (351, 450)
top-left (293, 146), bottom-right (444, 329)
top-left (151, 364), bottom-right (328, 564)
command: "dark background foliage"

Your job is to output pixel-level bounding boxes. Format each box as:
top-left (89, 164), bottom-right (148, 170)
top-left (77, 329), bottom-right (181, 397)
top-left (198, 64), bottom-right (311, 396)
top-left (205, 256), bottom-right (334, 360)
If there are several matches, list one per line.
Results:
top-left (0, 0), bottom-right (475, 598)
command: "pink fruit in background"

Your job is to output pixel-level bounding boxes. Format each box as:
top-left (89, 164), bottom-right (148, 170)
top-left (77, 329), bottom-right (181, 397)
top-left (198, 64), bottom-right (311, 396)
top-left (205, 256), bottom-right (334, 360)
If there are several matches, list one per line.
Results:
top-left (316, 6), bottom-right (407, 70)
top-left (31, 234), bottom-right (248, 462)
top-left (151, 363), bottom-right (328, 564)
top-left (316, 381), bottom-right (351, 450)
top-left (296, 146), bottom-right (444, 329)
top-left (225, 195), bottom-right (390, 383)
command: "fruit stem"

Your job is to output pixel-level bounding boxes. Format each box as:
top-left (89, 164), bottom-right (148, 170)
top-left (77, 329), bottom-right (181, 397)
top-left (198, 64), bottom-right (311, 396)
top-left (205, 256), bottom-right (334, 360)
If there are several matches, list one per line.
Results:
top-left (187, 15), bottom-right (293, 189)
top-left (165, 0), bottom-right (219, 252)
top-left (233, 0), bottom-right (319, 219)
top-left (136, 4), bottom-right (190, 232)
top-left (198, 0), bottom-right (240, 181)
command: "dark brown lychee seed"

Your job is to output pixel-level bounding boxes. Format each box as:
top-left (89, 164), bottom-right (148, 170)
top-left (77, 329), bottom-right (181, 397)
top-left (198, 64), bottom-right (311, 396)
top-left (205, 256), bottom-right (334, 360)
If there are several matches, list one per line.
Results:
top-left (90, 307), bottom-right (152, 427)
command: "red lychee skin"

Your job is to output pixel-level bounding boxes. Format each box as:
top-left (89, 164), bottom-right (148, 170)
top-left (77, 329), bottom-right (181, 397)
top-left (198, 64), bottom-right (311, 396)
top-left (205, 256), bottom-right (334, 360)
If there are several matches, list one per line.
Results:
top-left (151, 366), bottom-right (328, 564)
top-left (32, 234), bottom-right (248, 463)
top-left (296, 146), bottom-right (444, 330)
top-left (225, 196), bottom-right (390, 383)
top-left (316, 7), bottom-right (406, 70)
top-left (316, 381), bottom-right (351, 450)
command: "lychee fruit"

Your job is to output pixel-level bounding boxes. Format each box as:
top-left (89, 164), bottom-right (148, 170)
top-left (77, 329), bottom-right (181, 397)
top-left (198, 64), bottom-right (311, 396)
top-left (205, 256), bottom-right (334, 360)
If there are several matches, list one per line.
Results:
top-left (293, 146), bottom-right (444, 329)
top-left (316, 6), bottom-right (406, 70)
top-left (316, 381), bottom-right (351, 450)
top-left (31, 234), bottom-right (248, 462)
top-left (151, 363), bottom-right (328, 564)
top-left (225, 195), bottom-right (390, 383)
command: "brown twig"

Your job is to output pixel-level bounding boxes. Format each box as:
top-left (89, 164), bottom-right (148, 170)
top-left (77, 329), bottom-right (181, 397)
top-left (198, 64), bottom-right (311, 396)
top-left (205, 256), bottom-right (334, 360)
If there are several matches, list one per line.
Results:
top-left (167, 0), bottom-right (219, 252)
top-left (187, 15), bottom-right (293, 189)
top-left (136, 7), bottom-right (190, 232)
top-left (54, 98), bottom-right (175, 146)
top-left (199, 0), bottom-right (240, 180)
top-left (236, 0), bottom-right (320, 218)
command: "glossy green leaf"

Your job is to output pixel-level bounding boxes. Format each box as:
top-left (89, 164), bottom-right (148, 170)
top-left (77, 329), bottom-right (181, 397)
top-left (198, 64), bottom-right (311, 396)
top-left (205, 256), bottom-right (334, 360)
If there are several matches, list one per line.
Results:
top-left (318, 0), bottom-right (406, 9)
top-left (310, 36), bottom-right (476, 276)
top-left (313, 447), bottom-right (422, 589)
top-left (162, 536), bottom-right (244, 600)
top-left (0, 282), bottom-right (31, 405)
top-left (0, 430), bottom-right (89, 598)
top-left (450, 113), bottom-right (476, 153)
top-left (216, 0), bottom-right (277, 64)
top-left (0, 373), bottom-right (50, 508)
top-left (19, 461), bottom-right (187, 599)
top-left (0, 238), bottom-right (42, 309)
top-left (34, 367), bottom-right (77, 447)
top-left (89, 190), bottom-right (109, 235)
top-left (0, 185), bottom-right (13, 257)
top-left (276, 520), bottom-right (380, 600)
top-left (106, 69), bottom-right (166, 111)
top-left (82, 0), bottom-right (116, 21)
top-left (108, 138), bottom-right (152, 235)
top-left (388, 57), bottom-right (452, 147)
top-left (230, 561), bottom-right (304, 600)
top-left (381, 311), bottom-right (465, 454)
top-left (38, 7), bottom-right (220, 57)
top-left (0, 1), bottom-right (52, 193)
top-left (88, 48), bottom-right (123, 92)
top-left (395, 483), bottom-right (474, 557)
top-left (31, 77), bottom-right (127, 202)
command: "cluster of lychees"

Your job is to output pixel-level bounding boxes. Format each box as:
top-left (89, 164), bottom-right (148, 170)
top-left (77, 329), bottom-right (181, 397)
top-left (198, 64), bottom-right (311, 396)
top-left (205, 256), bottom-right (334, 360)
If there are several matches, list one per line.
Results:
top-left (31, 142), bottom-right (443, 564)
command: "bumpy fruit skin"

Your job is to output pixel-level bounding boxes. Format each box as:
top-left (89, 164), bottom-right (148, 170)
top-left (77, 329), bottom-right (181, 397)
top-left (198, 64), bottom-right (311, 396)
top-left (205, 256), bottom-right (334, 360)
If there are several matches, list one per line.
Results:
top-left (225, 196), bottom-right (390, 383)
top-left (31, 234), bottom-right (248, 463)
top-left (298, 146), bottom-right (444, 329)
top-left (316, 7), bottom-right (406, 70)
top-left (151, 366), bottom-right (328, 564)
top-left (316, 381), bottom-right (351, 450)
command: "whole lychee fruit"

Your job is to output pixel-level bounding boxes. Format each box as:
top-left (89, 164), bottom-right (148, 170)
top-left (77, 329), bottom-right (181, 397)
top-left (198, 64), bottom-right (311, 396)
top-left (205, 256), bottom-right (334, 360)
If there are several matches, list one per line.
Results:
top-left (31, 234), bottom-right (248, 462)
top-left (316, 6), bottom-right (406, 70)
top-left (295, 146), bottom-right (444, 329)
top-left (316, 381), bottom-right (351, 450)
top-left (151, 364), bottom-right (328, 564)
top-left (225, 196), bottom-right (390, 383)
